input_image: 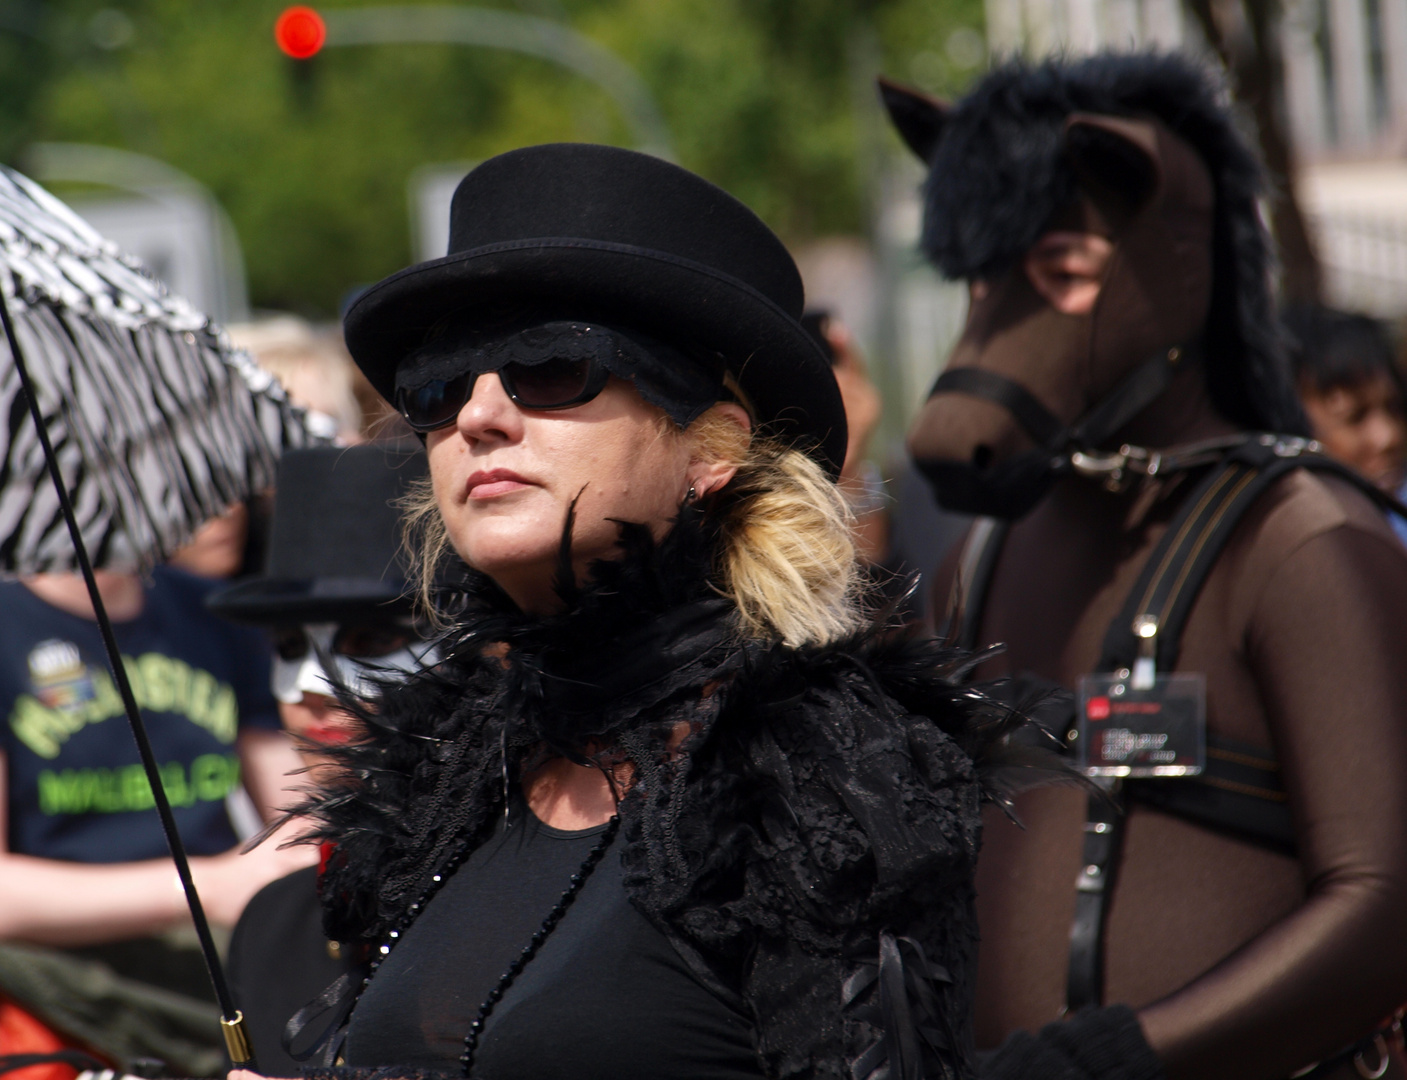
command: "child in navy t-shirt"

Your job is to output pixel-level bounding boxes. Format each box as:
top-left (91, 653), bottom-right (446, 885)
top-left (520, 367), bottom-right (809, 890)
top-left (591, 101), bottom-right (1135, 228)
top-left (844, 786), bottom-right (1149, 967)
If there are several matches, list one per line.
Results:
top-left (0, 566), bottom-right (281, 863)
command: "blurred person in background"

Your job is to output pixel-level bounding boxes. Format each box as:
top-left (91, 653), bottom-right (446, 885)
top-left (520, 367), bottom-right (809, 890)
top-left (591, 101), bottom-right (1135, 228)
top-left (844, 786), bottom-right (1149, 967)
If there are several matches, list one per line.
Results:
top-left (228, 316), bottom-right (415, 447)
top-left (801, 311), bottom-right (888, 564)
top-left (802, 312), bottom-right (978, 619)
top-left (223, 316), bottom-right (416, 591)
top-left (208, 444), bottom-right (433, 1075)
top-left (0, 542), bottom-right (313, 1074)
top-left (168, 503), bottom-right (254, 581)
top-left (1284, 304), bottom-right (1407, 544)
top-left (228, 318), bottom-right (365, 445)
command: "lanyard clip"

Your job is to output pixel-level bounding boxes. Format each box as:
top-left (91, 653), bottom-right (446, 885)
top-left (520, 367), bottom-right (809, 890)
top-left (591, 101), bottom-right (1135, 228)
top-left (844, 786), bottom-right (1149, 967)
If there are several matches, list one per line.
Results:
top-left (1131, 614), bottom-right (1159, 690)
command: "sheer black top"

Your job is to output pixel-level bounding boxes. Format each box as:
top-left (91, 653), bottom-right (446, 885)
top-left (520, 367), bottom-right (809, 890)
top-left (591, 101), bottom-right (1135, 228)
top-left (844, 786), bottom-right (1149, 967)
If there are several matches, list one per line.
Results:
top-left (344, 803), bottom-right (764, 1079)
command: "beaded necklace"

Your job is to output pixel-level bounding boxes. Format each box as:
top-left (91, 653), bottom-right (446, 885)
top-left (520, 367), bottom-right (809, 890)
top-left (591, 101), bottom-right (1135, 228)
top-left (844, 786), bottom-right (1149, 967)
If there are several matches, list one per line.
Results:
top-left (353, 812), bottom-right (622, 1078)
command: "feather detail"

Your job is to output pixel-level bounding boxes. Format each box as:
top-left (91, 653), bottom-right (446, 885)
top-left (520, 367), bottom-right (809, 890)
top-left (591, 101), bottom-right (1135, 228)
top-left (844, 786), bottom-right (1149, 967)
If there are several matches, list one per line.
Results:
top-left (279, 508), bottom-right (1077, 1079)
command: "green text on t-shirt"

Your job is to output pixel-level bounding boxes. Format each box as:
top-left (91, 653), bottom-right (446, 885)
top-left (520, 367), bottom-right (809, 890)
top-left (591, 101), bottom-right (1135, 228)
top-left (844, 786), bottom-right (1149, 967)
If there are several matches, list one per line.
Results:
top-left (9, 653), bottom-right (239, 759)
top-left (36, 753), bottom-right (242, 816)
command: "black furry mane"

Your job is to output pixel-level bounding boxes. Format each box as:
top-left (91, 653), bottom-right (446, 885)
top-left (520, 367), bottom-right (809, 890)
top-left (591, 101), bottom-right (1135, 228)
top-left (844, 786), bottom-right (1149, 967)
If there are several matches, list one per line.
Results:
top-left (918, 51), bottom-right (1306, 434)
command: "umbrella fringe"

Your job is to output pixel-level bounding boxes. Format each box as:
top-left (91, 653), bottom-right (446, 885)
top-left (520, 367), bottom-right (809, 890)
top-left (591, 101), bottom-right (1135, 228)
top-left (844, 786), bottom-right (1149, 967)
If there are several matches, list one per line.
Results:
top-left (0, 293), bottom-right (316, 572)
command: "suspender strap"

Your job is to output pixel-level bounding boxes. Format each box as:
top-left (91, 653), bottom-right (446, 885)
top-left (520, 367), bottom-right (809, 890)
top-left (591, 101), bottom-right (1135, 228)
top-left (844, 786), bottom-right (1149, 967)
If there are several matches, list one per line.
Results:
top-left (1067, 780), bottom-right (1124, 1012)
top-left (1096, 451), bottom-right (1263, 672)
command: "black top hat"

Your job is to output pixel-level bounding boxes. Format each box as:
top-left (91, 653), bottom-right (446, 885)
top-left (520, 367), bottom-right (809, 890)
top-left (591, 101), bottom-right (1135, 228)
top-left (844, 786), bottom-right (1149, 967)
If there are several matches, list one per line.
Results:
top-left (343, 143), bottom-right (847, 476)
top-left (207, 445), bottom-right (427, 624)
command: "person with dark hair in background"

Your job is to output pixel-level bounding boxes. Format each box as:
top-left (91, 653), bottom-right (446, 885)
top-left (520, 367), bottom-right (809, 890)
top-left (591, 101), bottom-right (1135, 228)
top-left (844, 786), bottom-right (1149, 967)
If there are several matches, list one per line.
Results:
top-left (1283, 304), bottom-right (1407, 543)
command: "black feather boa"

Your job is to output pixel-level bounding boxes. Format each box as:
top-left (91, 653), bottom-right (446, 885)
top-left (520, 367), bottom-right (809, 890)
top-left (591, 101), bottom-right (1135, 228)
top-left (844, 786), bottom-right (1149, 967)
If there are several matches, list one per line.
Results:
top-left (294, 511), bottom-right (1061, 1080)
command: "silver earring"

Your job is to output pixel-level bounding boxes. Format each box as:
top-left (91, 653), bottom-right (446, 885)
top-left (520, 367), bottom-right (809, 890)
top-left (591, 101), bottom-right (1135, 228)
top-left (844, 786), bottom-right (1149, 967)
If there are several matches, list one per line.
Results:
top-left (686, 484), bottom-right (698, 503)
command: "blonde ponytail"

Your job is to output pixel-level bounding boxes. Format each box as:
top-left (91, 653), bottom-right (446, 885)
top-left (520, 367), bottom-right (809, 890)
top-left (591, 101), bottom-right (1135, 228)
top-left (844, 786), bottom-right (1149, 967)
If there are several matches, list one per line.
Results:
top-left (688, 408), bottom-right (864, 648)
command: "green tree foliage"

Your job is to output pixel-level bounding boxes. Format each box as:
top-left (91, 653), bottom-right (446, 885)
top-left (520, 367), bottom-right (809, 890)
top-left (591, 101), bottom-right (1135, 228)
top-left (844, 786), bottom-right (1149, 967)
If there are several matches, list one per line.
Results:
top-left (0, 1), bottom-right (68, 162)
top-left (23, 0), bottom-right (983, 315)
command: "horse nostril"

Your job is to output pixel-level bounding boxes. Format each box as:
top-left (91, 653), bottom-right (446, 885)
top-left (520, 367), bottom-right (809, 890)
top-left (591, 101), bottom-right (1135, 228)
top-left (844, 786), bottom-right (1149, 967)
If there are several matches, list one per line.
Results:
top-left (972, 445), bottom-right (995, 469)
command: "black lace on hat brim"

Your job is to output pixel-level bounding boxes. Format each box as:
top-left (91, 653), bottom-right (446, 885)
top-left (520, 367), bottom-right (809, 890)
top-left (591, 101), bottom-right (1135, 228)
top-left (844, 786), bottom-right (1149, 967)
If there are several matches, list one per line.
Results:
top-left (395, 318), bottom-right (727, 428)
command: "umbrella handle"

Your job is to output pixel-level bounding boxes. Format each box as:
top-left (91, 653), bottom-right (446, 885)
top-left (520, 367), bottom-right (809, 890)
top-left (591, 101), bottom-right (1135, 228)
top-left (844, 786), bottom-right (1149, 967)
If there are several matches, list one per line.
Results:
top-left (0, 288), bottom-right (258, 1070)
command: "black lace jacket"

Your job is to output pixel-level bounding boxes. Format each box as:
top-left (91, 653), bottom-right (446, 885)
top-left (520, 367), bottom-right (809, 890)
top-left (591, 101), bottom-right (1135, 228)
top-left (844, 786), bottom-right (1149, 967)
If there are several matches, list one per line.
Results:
top-left (297, 515), bottom-right (1049, 1080)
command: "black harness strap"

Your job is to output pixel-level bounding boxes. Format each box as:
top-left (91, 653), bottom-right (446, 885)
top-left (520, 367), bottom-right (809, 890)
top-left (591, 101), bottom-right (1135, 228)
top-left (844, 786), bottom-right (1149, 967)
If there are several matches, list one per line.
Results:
top-left (1099, 437), bottom-right (1407, 676)
top-left (1067, 778), bottom-right (1123, 1011)
top-left (1127, 737), bottom-right (1292, 854)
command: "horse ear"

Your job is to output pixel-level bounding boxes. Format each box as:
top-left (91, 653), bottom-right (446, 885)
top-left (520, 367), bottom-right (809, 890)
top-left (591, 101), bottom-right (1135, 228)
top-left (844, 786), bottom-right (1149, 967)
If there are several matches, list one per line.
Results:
top-left (878, 77), bottom-right (951, 162)
top-left (1064, 113), bottom-right (1162, 219)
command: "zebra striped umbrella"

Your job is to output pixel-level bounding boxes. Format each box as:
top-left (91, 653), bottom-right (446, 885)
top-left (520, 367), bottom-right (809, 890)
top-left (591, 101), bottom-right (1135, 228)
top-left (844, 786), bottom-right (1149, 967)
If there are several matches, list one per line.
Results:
top-left (0, 165), bottom-right (319, 573)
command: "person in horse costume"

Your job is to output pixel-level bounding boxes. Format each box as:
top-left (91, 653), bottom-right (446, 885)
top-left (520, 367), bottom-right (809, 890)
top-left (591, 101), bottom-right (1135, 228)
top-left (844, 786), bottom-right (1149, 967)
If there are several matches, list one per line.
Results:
top-left (881, 52), bottom-right (1407, 1080)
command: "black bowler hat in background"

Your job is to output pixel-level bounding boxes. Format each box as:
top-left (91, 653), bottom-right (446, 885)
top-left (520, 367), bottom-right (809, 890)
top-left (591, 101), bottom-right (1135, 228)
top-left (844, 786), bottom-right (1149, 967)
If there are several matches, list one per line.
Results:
top-left (206, 445), bottom-right (427, 624)
top-left (342, 143), bottom-right (847, 477)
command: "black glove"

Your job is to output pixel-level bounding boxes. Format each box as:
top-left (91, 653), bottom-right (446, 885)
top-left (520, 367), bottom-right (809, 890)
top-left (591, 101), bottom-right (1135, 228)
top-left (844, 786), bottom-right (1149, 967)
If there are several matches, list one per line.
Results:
top-left (979, 1005), bottom-right (1166, 1080)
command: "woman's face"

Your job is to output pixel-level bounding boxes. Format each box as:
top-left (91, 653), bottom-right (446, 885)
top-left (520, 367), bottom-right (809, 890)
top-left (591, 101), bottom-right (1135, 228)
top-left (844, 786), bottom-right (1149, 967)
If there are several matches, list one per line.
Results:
top-left (427, 372), bottom-right (728, 612)
top-left (1300, 374), bottom-right (1407, 491)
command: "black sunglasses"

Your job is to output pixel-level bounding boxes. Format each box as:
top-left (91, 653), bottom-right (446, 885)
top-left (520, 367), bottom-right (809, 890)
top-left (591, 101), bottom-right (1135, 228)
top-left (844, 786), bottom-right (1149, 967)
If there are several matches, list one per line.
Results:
top-left (273, 624), bottom-right (416, 663)
top-left (395, 356), bottom-right (611, 433)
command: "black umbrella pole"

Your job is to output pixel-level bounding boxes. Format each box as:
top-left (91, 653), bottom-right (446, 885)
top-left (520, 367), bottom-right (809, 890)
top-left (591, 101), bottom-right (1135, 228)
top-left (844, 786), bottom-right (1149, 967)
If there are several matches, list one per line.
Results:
top-left (0, 295), bottom-right (257, 1069)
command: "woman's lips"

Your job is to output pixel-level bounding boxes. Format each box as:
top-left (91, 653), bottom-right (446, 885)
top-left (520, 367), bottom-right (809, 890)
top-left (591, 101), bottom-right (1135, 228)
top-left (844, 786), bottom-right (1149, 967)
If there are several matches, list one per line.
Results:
top-left (466, 468), bottom-right (532, 499)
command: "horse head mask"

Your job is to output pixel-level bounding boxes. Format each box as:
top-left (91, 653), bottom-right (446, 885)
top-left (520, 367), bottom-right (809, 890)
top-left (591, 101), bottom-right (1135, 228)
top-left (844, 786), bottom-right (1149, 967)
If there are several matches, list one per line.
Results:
top-left (883, 53), bottom-right (1304, 519)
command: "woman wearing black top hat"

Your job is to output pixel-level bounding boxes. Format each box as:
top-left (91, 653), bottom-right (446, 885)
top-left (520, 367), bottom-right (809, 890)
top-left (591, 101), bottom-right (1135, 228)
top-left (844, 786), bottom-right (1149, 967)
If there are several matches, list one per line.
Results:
top-left (255, 143), bottom-right (1047, 1080)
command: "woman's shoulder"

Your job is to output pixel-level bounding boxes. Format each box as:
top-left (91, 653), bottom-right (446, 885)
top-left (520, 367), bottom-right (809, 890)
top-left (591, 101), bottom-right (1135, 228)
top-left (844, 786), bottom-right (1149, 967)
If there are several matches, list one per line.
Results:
top-left (728, 625), bottom-right (994, 783)
top-left (712, 630), bottom-right (996, 903)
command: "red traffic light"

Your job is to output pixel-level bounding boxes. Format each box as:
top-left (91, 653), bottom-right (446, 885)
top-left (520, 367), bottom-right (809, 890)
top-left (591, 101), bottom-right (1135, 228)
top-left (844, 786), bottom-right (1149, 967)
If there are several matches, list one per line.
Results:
top-left (275, 6), bottom-right (326, 60)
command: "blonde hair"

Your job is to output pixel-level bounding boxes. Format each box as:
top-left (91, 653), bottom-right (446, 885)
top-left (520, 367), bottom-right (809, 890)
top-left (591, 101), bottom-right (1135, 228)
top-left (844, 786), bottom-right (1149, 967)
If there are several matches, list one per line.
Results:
top-left (686, 409), bottom-right (863, 646)
top-left (401, 403), bottom-right (865, 648)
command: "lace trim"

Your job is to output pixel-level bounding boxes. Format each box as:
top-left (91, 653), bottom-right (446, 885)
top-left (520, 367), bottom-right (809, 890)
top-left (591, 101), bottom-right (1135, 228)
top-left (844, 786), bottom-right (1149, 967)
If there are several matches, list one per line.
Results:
top-left (395, 319), bottom-right (725, 426)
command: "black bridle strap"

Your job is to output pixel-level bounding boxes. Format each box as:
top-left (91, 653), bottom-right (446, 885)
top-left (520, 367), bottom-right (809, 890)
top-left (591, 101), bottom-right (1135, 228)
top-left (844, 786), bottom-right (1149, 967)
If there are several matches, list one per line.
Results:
top-left (929, 367), bottom-right (1065, 448)
top-left (1071, 346), bottom-right (1184, 449)
top-left (929, 346), bottom-right (1186, 454)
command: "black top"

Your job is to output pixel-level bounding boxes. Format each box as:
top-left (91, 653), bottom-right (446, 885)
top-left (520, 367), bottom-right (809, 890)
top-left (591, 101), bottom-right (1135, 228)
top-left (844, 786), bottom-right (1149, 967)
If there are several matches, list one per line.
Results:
top-left (228, 865), bottom-right (352, 1075)
top-left (344, 804), bottom-right (764, 1080)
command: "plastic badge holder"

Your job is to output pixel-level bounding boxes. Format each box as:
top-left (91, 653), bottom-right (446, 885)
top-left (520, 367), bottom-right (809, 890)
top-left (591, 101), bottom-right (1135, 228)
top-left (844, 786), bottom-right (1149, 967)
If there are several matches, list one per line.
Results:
top-left (1076, 671), bottom-right (1207, 778)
